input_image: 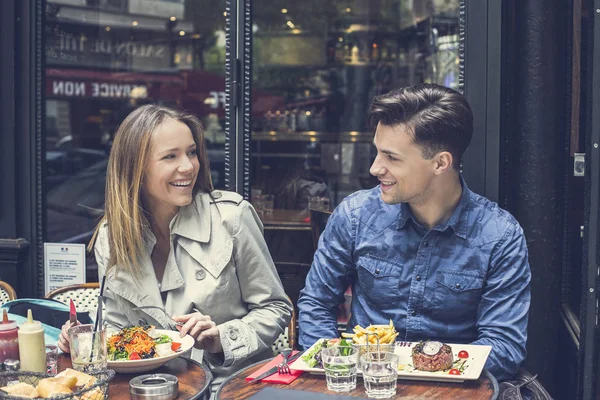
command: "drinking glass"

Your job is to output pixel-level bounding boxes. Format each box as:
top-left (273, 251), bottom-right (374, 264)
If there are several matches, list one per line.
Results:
top-left (68, 324), bottom-right (107, 373)
top-left (45, 344), bottom-right (58, 375)
top-left (262, 194), bottom-right (274, 214)
top-left (252, 194), bottom-right (265, 214)
top-left (321, 345), bottom-right (358, 392)
top-left (309, 196), bottom-right (330, 212)
top-left (360, 351), bottom-right (399, 399)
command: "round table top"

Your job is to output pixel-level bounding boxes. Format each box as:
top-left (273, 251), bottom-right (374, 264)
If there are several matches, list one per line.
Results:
top-left (58, 353), bottom-right (212, 400)
top-left (216, 358), bottom-right (499, 400)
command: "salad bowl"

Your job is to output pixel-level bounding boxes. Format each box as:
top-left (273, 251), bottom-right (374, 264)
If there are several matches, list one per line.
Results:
top-left (107, 328), bottom-right (195, 373)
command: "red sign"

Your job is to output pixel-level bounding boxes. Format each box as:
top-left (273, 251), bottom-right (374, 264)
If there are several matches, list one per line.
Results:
top-left (49, 80), bottom-right (148, 99)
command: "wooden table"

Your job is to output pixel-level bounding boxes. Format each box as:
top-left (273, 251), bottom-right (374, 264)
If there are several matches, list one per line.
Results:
top-left (58, 353), bottom-right (212, 400)
top-left (216, 359), bottom-right (499, 400)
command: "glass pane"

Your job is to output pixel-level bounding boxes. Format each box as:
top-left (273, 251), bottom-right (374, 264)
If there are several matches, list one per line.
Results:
top-left (44, 0), bottom-right (226, 281)
top-left (251, 0), bottom-right (460, 220)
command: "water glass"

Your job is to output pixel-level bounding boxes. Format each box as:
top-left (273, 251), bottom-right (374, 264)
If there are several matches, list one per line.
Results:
top-left (252, 194), bottom-right (265, 214)
top-left (321, 345), bottom-right (358, 392)
top-left (360, 351), bottom-right (399, 399)
top-left (262, 194), bottom-right (274, 214)
top-left (68, 324), bottom-right (107, 373)
top-left (309, 196), bottom-right (330, 212)
top-left (45, 345), bottom-right (58, 375)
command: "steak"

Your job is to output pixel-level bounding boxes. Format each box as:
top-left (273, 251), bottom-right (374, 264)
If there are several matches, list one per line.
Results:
top-left (411, 341), bottom-right (454, 372)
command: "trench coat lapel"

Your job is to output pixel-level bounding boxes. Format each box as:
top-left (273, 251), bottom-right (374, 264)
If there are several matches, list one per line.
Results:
top-left (174, 193), bottom-right (233, 278)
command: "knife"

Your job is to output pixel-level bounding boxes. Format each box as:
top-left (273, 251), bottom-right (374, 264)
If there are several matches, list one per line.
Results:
top-left (69, 299), bottom-right (78, 326)
top-left (248, 350), bottom-right (305, 383)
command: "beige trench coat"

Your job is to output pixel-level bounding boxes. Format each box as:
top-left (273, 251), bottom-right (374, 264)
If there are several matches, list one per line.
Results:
top-left (95, 190), bottom-right (292, 394)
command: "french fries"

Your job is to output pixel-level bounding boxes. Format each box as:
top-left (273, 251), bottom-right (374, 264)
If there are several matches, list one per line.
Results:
top-left (341, 320), bottom-right (398, 345)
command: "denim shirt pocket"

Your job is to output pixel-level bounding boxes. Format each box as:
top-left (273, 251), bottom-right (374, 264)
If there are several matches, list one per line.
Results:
top-left (357, 256), bottom-right (403, 306)
top-left (433, 270), bottom-right (484, 321)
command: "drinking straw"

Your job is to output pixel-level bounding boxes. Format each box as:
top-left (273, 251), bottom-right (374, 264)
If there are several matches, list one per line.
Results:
top-left (93, 275), bottom-right (107, 332)
top-left (90, 276), bottom-right (107, 363)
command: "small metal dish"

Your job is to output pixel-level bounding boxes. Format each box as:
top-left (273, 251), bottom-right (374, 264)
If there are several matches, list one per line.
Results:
top-left (129, 373), bottom-right (179, 400)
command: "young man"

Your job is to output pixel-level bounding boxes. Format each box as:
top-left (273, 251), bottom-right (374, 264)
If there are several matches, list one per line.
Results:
top-left (297, 84), bottom-right (530, 381)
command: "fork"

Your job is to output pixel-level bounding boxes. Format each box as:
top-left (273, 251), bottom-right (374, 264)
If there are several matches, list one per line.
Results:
top-left (277, 349), bottom-right (293, 375)
top-left (132, 305), bottom-right (184, 327)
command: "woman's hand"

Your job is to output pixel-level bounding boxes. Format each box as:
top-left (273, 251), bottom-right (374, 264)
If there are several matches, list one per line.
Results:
top-left (58, 320), bottom-right (79, 353)
top-left (172, 311), bottom-right (222, 354)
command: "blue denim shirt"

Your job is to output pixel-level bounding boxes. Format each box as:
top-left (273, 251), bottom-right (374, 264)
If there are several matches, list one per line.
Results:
top-left (298, 178), bottom-right (530, 381)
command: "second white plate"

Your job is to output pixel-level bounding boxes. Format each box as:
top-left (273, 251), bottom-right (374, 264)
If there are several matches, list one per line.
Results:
top-left (291, 340), bottom-right (492, 383)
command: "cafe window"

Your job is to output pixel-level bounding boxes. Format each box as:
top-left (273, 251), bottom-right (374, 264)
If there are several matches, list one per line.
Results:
top-left (43, 0), bottom-right (227, 280)
top-left (250, 0), bottom-right (460, 216)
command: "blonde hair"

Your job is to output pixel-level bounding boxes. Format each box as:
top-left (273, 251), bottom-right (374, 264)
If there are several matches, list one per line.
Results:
top-left (89, 104), bottom-right (213, 277)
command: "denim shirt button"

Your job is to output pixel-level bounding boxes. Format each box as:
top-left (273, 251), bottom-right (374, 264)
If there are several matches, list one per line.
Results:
top-left (375, 268), bottom-right (380, 275)
top-left (411, 310), bottom-right (416, 316)
top-left (423, 241), bottom-right (429, 248)
top-left (416, 275), bottom-right (421, 281)
top-left (455, 283), bottom-right (461, 289)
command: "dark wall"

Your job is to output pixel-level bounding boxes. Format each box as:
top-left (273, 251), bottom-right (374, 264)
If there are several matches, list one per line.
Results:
top-left (501, 0), bottom-right (568, 396)
top-left (0, 0), bottom-right (44, 298)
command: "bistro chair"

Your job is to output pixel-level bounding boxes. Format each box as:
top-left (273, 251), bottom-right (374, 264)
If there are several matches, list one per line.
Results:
top-left (274, 262), bottom-right (311, 308)
top-left (45, 282), bottom-right (100, 315)
top-left (271, 303), bottom-right (297, 355)
top-left (309, 208), bottom-right (332, 249)
top-left (0, 281), bottom-right (17, 305)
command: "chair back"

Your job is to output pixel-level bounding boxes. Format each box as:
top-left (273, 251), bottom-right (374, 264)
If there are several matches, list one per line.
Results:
top-left (0, 281), bottom-right (17, 306)
top-left (271, 303), bottom-right (297, 355)
top-left (499, 367), bottom-right (554, 399)
top-left (274, 262), bottom-right (311, 308)
top-left (309, 208), bottom-right (332, 249)
top-left (45, 283), bottom-right (100, 315)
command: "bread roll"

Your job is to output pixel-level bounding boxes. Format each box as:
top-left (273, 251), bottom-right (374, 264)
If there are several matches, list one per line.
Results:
top-left (55, 368), bottom-right (97, 388)
top-left (1, 381), bottom-right (40, 398)
top-left (79, 387), bottom-right (105, 400)
top-left (36, 378), bottom-right (72, 398)
top-left (46, 375), bottom-right (78, 390)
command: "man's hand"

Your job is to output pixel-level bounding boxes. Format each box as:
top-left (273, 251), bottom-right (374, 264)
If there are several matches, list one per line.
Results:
top-left (172, 311), bottom-right (222, 354)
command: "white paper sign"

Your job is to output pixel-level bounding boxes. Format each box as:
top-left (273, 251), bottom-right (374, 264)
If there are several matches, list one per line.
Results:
top-left (44, 243), bottom-right (86, 294)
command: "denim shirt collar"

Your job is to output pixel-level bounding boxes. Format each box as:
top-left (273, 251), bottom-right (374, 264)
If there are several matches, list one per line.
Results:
top-left (396, 175), bottom-right (470, 239)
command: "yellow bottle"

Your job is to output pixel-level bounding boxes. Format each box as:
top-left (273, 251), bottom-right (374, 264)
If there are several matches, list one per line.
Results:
top-left (18, 309), bottom-right (46, 374)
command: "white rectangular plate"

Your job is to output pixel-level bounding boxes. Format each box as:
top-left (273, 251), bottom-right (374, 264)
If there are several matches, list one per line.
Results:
top-left (291, 340), bottom-right (492, 383)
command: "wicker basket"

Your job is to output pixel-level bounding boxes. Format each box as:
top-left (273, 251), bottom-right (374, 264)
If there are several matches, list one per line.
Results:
top-left (0, 369), bottom-right (115, 399)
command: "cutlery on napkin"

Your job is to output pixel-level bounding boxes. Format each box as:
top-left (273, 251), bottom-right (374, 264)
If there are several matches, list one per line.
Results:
top-left (246, 351), bottom-right (305, 384)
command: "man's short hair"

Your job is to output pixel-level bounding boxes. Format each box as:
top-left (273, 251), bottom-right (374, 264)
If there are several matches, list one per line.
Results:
top-left (368, 84), bottom-right (473, 169)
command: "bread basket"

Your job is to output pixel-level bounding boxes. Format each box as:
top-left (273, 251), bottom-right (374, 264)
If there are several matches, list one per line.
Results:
top-left (0, 369), bottom-right (115, 399)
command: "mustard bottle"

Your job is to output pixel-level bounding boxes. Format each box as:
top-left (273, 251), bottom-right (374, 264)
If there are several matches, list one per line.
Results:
top-left (18, 309), bottom-right (46, 374)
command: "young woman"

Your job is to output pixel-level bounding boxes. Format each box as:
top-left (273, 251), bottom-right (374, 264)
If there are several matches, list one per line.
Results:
top-left (58, 105), bottom-right (292, 393)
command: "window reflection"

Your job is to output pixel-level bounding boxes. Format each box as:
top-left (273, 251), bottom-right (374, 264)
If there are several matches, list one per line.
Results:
top-left (251, 0), bottom-right (460, 216)
top-left (44, 0), bottom-right (226, 279)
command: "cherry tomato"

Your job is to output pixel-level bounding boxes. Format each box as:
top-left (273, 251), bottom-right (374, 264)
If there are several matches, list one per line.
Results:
top-left (130, 352), bottom-right (141, 360)
top-left (449, 368), bottom-right (460, 375)
top-left (171, 342), bottom-right (182, 351)
top-left (458, 350), bottom-right (469, 359)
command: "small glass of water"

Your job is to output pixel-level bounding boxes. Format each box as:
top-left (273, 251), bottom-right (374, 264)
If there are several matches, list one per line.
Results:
top-left (321, 345), bottom-right (358, 392)
top-left (45, 344), bottom-right (58, 375)
top-left (262, 194), bottom-right (274, 214)
top-left (68, 324), bottom-right (107, 373)
top-left (360, 351), bottom-right (399, 399)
